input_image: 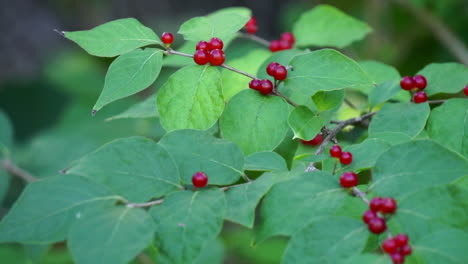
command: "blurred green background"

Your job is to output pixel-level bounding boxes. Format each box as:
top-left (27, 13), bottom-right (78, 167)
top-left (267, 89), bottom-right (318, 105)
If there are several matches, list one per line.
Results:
top-left (0, 0), bottom-right (467, 263)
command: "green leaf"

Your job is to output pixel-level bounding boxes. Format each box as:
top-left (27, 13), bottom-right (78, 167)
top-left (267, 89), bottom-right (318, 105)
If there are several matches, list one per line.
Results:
top-left (194, 238), bottom-right (224, 264)
top-left (66, 137), bottom-right (181, 202)
top-left (416, 63), bottom-right (468, 96)
top-left (244, 152), bottom-right (287, 171)
top-left (256, 49), bottom-right (305, 80)
top-left (69, 206), bottom-right (155, 264)
top-left (346, 254), bottom-right (391, 264)
top-left (159, 129), bottom-right (244, 185)
top-left (225, 173), bottom-right (275, 227)
top-left (368, 80), bottom-right (410, 107)
top-left (287, 106), bottom-right (324, 140)
top-left (412, 229), bottom-right (468, 263)
top-left (368, 132), bottom-right (412, 145)
top-left (0, 110), bottom-right (13, 155)
top-left (157, 65), bottom-right (224, 131)
top-left (178, 7), bottom-right (251, 42)
top-left (93, 48), bottom-right (163, 112)
top-left (222, 49), bottom-right (270, 101)
top-left (256, 171), bottom-right (346, 243)
top-left (338, 138), bottom-right (391, 173)
top-left (293, 5), bottom-right (372, 48)
top-left (0, 169), bottom-right (10, 203)
top-left (371, 140), bottom-right (468, 198)
top-left (312, 89), bottom-right (345, 112)
top-left (428, 99), bottom-right (468, 158)
top-left (220, 90), bottom-right (290, 155)
top-left (369, 102), bottom-right (430, 138)
top-left (0, 175), bottom-right (120, 243)
top-left (285, 49), bottom-right (374, 96)
top-left (283, 217), bottom-right (368, 264)
top-left (359, 60), bottom-right (400, 84)
top-left (106, 95), bottom-right (158, 121)
top-left (149, 189), bottom-right (225, 264)
top-left (64, 18), bottom-right (160, 57)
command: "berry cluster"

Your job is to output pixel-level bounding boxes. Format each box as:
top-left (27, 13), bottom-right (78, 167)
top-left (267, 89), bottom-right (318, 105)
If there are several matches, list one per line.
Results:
top-left (300, 133), bottom-right (323, 146)
top-left (329, 145), bottom-right (353, 165)
top-left (161, 32), bottom-right (174, 46)
top-left (192, 171), bottom-right (208, 188)
top-left (362, 197), bottom-right (397, 234)
top-left (382, 234), bottom-right (413, 264)
top-left (248, 61), bottom-right (289, 95)
top-left (244, 17), bottom-right (257, 34)
top-left (269, 32), bottom-right (295, 52)
top-left (400, 75), bottom-right (427, 103)
top-left (193, 38), bottom-right (226, 66)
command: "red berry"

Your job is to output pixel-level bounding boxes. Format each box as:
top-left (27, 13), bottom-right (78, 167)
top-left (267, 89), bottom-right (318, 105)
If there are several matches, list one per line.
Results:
top-left (249, 79), bottom-right (261, 90)
top-left (301, 134), bottom-right (323, 146)
top-left (400, 76), bottom-right (414, 90)
top-left (273, 65), bottom-right (288, 81)
top-left (362, 210), bottom-right (377, 224)
top-left (209, 49), bottom-right (225, 66)
top-left (192, 171), bottom-right (208, 188)
top-left (393, 234), bottom-right (409, 247)
top-left (258, 79), bottom-right (273, 95)
top-left (196, 41), bottom-right (210, 51)
top-left (368, 217), bottom-right (387, 234)
top-left (266, 62), bottom-right (280, 76)
top-left (329, 145), bottom-right (342, 158)
top-left (413, 75), bottom-right (427, 90)
top-left (209, 37), bottom-right (224, 50)
top-left (381, 197), bottom-right (397, 214)
top-left (413, 91), bottom-right (427, 103)
top-left (464, 85), bottom-right (468, 96)
top-left (340, 151), bottom-right (353, 165)
top-left (400, 244), bottom-right (412, 256)
top-left (246, 16), bottom-right (257, 26)
top-left (161, 32), bottom-right (174, 45)
top-left (193, 50), bottom-right (210, 65)
top-left (382, 238), bottom-right (398, 254)
top-left (279, 40), bottom-right (292, 50)
top-left (280, 32), bottom-right (295, 44)
top-left (390, 252), bottom-right (405, 264)
top-left (269, 40), bottom-right (280, 52)
top-left (245, 24), bottom-right (257, 34)
top-left (370, 197), bottom-right (383, 212)
top-left (340, 172), bottom-right (358, 188)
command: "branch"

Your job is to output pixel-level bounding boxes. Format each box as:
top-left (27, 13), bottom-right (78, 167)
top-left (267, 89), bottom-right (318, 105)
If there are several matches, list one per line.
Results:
top-left (352, 187), bottom-right (369, 204)
top-left (272, 91), bottom-right (298, 107)
top-left (1, 159), bottom-right (37, 183)
top-left (427, 99), bottom-right (448, 104)
top-left (237, 33), bottom-right (270, 47)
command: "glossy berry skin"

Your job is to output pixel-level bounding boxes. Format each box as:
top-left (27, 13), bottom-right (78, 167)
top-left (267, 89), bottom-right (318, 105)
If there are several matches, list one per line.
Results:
top-left (193, 50), bottom-right (210, 65)
top-left (394, 234), bottom-right (409, 247)
top-left (192, 171), bottom-right (208, 188)
top-left (196, 41), bottom-right (209, 51)
top-left (413, 75), bottom-right (427, 90)
top-left (161, 32), bottom-right (174, 45)
top-left (381, 197), bottom-right (397, 214)
top-left (300, 134), bottom-right (323, 146)
top-left (368, 217), bottom-right (387, 234)
top-left (279, 40), bottom-right (292, 50)
top-left (400, 76), bottom-right (414, 90)
top-left (382, 238), bottom-right (398, 254)
top-left (362, 210), bottom-right (377, 224)
top-left (249, 79), bottom-right (261, 90)
top-left (400, 244), bottom-right (412, 256)
top-left (413, 91), bottom-right (427, 103)
top-left (370, 197), bottom-right (383, 212)
top-left (390, 252), bottom-right (405, 264)
top-left (245, 17), bottom-right (257, 34)
top-left (464, 85), bottom-right (468, 96)
top-left (269, 40), bottom-right (280, 52)
top-left (329, 145), bottom-right (342, 158)
top-left (209, 49), bottom-right (225, 66)
top-left (280, 32), bottom-right (295, 44)
top-left (266, 62), bottom-right (280, 76)
top-left (340, 172), bottom-right (358, 188)
top-left (258, 79), bottom-right (273, 95)
top-left (274, 65), bottom-right (288, 80)
top-left (209, 37), bottom-right (224, 50)
top-left (339, 151), bottom-right (353, 165)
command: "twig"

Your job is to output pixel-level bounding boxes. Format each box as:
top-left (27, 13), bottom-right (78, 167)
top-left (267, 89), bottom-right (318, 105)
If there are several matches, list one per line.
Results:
top-left (126, 199), bottom-right (164, 208)
top-left (272, 91), bottom-right (298, 107)
top-left (344, 98), bottom-right (358, 110)
top-left (352, 187), bottom-right (369, 204)
top-left (237, 33), bottom-right (270, 47)
top-left (427, 99), bottom-right (448, 104)
top-left (1, 159), bottom-right (37, 183)
top-left (220, 63), bottom-right (257, 79)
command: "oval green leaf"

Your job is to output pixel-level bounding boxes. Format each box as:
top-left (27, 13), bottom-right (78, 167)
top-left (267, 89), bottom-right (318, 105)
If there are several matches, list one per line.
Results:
top-left (288, 106), bottom-right (324, 140)
top-left (416, 63), bottom-right (468, 96)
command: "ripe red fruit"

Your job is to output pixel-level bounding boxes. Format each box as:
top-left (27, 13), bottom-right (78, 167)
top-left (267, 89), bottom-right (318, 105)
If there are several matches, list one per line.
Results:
top-left (368, 217), bottom-right (387, 234)
top-left (393, 234), bottom-right (409, 247)
top-left (196, 41), bottom-right (210, 51)
top-left (245, 17), bottom-right (257, 34)
top-left (245, 16), bottom-right (256, 26)
top-left (258, 79), bottom-right (273, 95)
top-left (279, 40), bottom-right (292, 50)
top-left (381, 197), bottom-right (397, 214)
top-left (390, 252), bottom-right (405, 264)
top-left (400, 76), bottom-right (414, 90)
top-left (209, 37), bottom-right (224, 50)
top-left (382, 238), bottom-right (398, 254)
top-left (269, 40), bottom-right (280, 52)
top-left (266, 62), bottom-right (280, 76)
top-left (301, 134), bottom-right (323, 146)
top-left (280, 32), bottom-right (295, 44)
top-left (400, 244), bottom-right (412, 256)
top-left (413, 91), bottom-right (427, 103)
top-left (340, 172), bottom-right (358, 188)
top-left (249, 79), bottom-right (261, 90)
top-left (274, 65), bottom-right (288, 80)
top-left (329, 145), bottom-right (342, 158)
top-left (339, 151), bottom-right (353, 165)
top-left (193, 50), bottom-right (210, 65)
top-left (370, 197), bottom-right (383, 212)
top-left (464, 85), bottom-right (468, 96)
top-left (362, 210), bottom-right (377, 224)
top-left (209, 49), bottom-right (225, 66)
top-left (413, 75), bottom-right (427, 90)
top-left (192, 171), bottom-right (208, 188)
top-left (161, 32), bottom-right (174, 45)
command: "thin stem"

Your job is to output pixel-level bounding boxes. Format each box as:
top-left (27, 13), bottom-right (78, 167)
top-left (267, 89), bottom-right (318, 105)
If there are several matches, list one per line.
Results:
top-left (241, 173), bottom-right (252, 183)
top-left (344, 98), bottom-right (358, 110)
top-left (220, 63), bottom-right (257, 79)
top-left (332, 160), bottom-right (338, 175)
top-left (427, 99), bottom-right (448, 104)
top-left (126, 199), bottom-right (164, 208)
top-left (1, 159), bottom-right (37, 183)
top-left (166, 49), bottom-right (193, 58)
top-left (237, 33), bottom-right (270, 47)
top-left (272, 91), bottom-right (298, 107)
top-left (220, 181), bottom-right (253, 191)
top-left (352, 187), bottom-right (369, 204)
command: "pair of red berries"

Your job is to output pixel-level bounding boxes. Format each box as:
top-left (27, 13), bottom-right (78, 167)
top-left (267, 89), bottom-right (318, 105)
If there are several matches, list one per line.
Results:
top-left (362, 197), bottom-right (397, 234)
top-left (244, 17), bottom-right (257, 34)
top-left (266, 62), bottom-right (288, 81)
top-left (192, 171), bottom-right (208, 188)
top-left (300, 134), bottom-right (323, 146)
top-left (269, 32), bottom-right (295, 52)
top-left (193, 38), bottom-right (226, 66)
top-left (329, 145), bottom-right (353, 165)
top-left (400, 75), bottom-right (428, 104)
top-left (382, 234), bottom-right (412, 264)
top-left (249, 79), bottom-right (274, 95)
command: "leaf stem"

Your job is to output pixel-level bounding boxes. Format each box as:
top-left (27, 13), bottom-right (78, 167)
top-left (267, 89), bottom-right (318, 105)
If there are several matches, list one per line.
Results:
top-left (427, 99), bottom-right (447, 104)
top-left (237, 33), bottom-right (271, 47)
top-left (351, 187), bottom-right (369, 204)
top-left (272, 91), bottom-right (298, 107)
top-left (1, 159), bottom-right (37, 183)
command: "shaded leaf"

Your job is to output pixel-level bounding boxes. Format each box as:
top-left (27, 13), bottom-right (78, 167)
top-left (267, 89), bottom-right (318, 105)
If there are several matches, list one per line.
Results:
top-left (413, 229), bottom-right (468, 264)
top-left (288, 106), bottom-right (324, 140)
top-left (106, 95), bottom-right (158, 121)
top-left (244, 152), bottom-right (287, 171)
top-left (338, 138), bottom-right (391, 173)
